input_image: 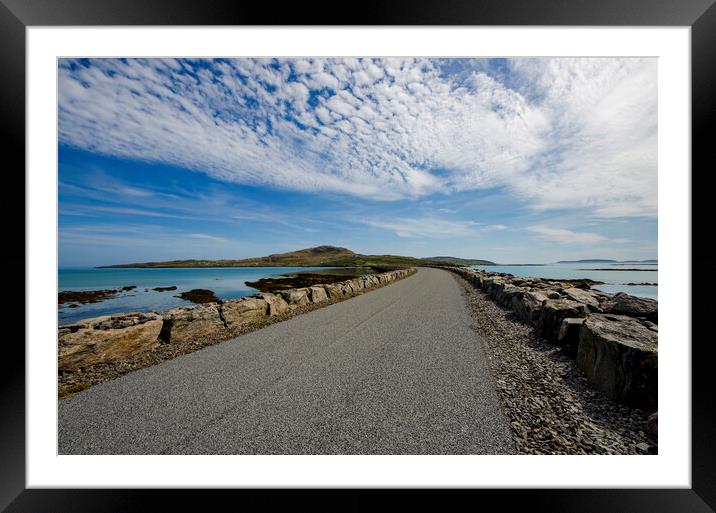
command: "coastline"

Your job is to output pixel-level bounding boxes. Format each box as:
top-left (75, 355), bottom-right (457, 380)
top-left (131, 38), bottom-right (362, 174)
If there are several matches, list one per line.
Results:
top-left (438, 266), bottom-right (658, 417)
top-left (58, 268), bottom-right (416, 398)
top-left (58, 265), bottom-right (354, 323)
top-left (455, 273), bottom-right (655, 454)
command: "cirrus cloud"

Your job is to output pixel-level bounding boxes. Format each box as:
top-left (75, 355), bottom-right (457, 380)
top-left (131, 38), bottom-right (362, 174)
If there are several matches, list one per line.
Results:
top-left (58, 57), bottom-right (656, 217)
top-left (527, 224), bottom-right (616, 245)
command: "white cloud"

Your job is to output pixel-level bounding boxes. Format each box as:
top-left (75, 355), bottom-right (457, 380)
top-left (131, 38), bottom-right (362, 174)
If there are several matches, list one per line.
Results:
top-left (362, 217), bottom-right (481, 239)
top-left (58, 57), bottom-right (657, 215)
top-left (60, 224), bottom-right (241, 256)
top-left (187, 233), bottom-right (231, 243)
top-left (62, 205), bottom-right (194, 220)
top-left (324, 95), bottom-right (356, 117)
top-left (527, 225), bottom-right (611, 245)
top-left (507, 58), bottom-right (657, 217)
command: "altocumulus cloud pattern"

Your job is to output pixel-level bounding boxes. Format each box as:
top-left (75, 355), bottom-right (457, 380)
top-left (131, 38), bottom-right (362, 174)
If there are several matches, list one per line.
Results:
top-left (59, 58), bottom-right (657, 217)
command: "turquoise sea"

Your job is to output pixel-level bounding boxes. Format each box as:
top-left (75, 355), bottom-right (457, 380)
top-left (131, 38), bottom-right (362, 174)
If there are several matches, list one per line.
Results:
top-left (470, 262), bottom-right (657, 300)
top-left (59, 262), bottom-right (657, 324)
top-left (58, 266), bottom-right (340, 324)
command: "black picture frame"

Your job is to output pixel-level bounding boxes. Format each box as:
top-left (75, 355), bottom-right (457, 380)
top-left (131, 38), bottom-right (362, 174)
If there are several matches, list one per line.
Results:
top-left (2, 0), bottom-right (713, 511)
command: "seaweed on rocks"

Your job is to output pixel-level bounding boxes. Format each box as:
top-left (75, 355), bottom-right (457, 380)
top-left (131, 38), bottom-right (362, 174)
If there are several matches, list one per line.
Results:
top-left (547, 278), bottom-right (605, 289)
top-left (59, 285), bottom-right (141, 305)
top-left (176, 289), bottom-right (221, 304)
top-left (58, 289), bottom-right (120, 304)
top-left (246, 273), bottom-right (356, 293)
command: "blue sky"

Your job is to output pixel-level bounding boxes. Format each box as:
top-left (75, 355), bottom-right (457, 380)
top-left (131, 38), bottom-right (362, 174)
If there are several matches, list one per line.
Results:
top-left (58, 58), bottom-right (657, 267)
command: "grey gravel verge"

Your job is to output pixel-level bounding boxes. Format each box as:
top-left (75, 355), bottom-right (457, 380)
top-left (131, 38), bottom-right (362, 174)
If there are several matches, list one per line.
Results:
top-left (454, 273), bottom-right (657, 455)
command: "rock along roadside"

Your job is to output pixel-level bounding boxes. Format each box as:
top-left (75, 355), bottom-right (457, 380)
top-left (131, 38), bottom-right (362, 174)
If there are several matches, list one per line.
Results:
top-left (442, 266), bottom-right (658, 415)
top-left (58, 268), bottom-right (514, 455)
top-left (58, 268), bottom-right (415, 396)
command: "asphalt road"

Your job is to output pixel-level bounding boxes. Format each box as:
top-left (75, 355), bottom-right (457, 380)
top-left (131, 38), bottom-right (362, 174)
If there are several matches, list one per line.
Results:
top-left (58, 268), bottom-right (514, 454)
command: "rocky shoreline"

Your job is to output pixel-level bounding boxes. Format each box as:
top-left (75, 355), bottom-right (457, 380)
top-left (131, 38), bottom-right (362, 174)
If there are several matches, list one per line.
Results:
top-left (439, 265), bottom-right (658, 443)
top-left (58, 268), bottom-right (416, 398)
top-left (245, 271), bottom-right (368, 293)
top-left (455, 274), bottom-right (656, 454)
top-left (58, 288), bottom-right (123, 305)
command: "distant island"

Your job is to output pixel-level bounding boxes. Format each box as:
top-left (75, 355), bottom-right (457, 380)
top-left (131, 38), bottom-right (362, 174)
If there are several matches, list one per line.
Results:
top-left (98, 245), bottom-right (497, 269)
top-left (557, 259), bottom-right (658, 264)
top-left (578, 268), bottom-right (657, 272)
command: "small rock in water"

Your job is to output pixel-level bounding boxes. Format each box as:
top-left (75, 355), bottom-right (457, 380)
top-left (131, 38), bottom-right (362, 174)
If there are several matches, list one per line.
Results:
top-left (246, 273), bottom-right (357, 293)
top-left (176, 289), bottom-right (221, 304)
top-left (153, 286), bottom-right (177, 292)
top-left (58, 289), bottom-right (119, 305)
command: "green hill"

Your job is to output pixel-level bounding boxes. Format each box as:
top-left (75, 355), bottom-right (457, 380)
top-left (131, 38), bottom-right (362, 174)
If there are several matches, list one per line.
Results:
top-left (98, 245), bottom-right (495, 269)
top-left (422, 256), bottom-right (496, 265)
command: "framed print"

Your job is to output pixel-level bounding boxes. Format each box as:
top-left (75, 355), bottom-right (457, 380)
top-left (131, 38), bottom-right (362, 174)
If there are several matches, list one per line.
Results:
top-left (2, 0), bottom-right (714, 511)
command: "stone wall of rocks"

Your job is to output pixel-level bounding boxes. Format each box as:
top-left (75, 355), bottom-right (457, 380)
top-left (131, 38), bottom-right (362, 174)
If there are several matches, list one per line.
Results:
top-left (443, 266), bottom-right (658, 412)
top-left (58, 268), bottom-right (416, 373)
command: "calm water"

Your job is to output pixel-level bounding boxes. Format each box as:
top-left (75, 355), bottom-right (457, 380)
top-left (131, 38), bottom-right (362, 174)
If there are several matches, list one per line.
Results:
top-left (58, 266), bottom-right (350, 324)
top-left (59, 263), bottom-right (656, 323)
top-left (470, 262), bottom-right (657, 300)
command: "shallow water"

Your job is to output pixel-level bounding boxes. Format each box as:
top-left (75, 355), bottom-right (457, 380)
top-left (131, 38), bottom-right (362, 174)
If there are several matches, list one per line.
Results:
top-left (469, 262), bottom-right (657, 300)
top-left (58, 266), bottom-right (350, 323)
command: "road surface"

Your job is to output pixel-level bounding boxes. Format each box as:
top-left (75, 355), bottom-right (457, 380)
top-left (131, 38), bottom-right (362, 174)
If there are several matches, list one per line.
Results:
top-left (58, 267), bottom-right (514, 454)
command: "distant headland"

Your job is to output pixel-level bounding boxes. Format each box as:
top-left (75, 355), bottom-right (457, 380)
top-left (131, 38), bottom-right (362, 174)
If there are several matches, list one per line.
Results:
top-left (97, 245), bottom-right (497, 269)
top-left (557, 259), bottom-right (657, 264)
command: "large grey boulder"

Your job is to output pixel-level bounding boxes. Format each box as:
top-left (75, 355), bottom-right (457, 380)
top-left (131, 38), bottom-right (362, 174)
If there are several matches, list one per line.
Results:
top-left (562, 287), bottom-right (602, 312)
top-left (324, 283), bottom-right (345, 300)
top-left (471, 273), bottom-right (484, 287)
top-left (482, 277), bottom-right (506, 296)
top-left (512, 290), bottom-right (548, 325)
top-left (487, 279), bottom-right (505, 299)
top-left (536, 299), bottom-right (589, 341)
top-left (58, 312), bottom-right (163, 371)
top-left (308, 285), bottom-right (328, 303)
top-left (160, 304), bottom-right (227, 345)
top-left (576, 313), bottom-right (658, 410)
top-left (602, 292), bottom-right (658, 323)
top-left (260, 293), bottom-right (289, 316)
top-left (557, 317), bottom-right (586, 357)
top-left (493, 283), bottom-right (523, 308)
top-left (221, 297), bottom-right (268, 332)
top-left (365, 275), bottom-right (380, 288)
top-left (342, 282), bottom-right (357, 295)
top-left (279, 288), bottom-right (310, 308)
top-left (90, 312), bottom-right (158, 331)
